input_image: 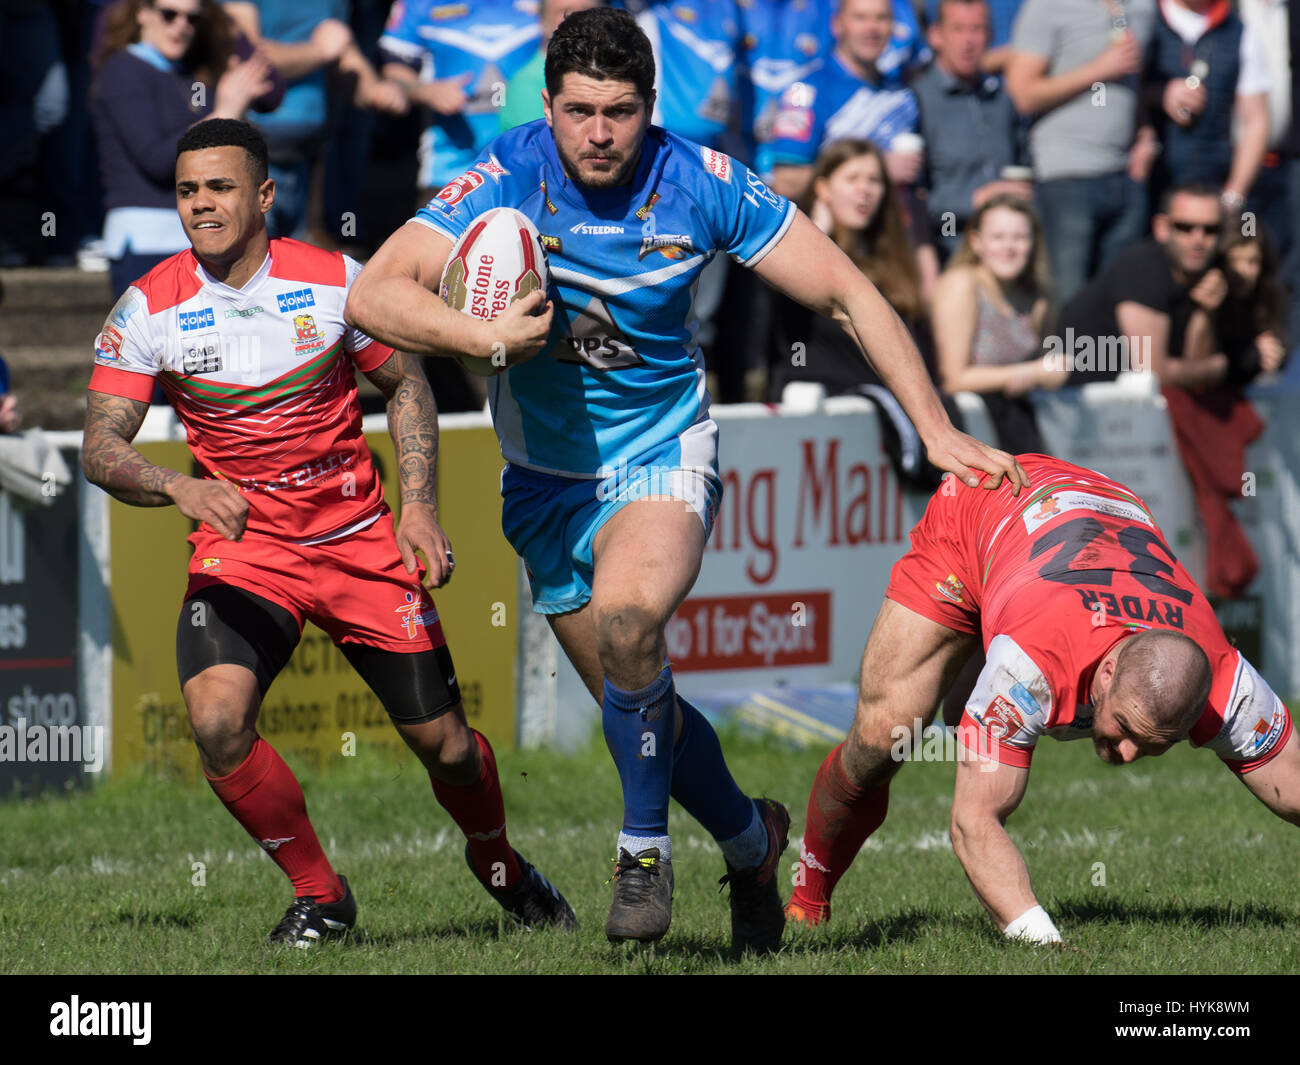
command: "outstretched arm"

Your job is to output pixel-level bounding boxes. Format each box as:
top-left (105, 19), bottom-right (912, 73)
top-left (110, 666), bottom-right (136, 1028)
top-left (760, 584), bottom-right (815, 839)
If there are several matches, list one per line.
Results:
top-left (753, 209), bottom-right (1028, 493)
top-left (363, 352), bottom-right (453, 588)
top-left (950, 751), bottom-right (1060, 941)
top-left (81, 390), bottom-right (249, 540)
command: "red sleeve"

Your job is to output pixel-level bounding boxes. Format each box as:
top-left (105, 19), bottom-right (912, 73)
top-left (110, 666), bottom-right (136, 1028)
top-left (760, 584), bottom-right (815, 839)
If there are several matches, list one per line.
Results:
top-left (957, 710), bottom-right (1035, 769)
top-left (88, 364), bottom-right (157, 403)
top-left (350, 339), bottom-right (396, 374)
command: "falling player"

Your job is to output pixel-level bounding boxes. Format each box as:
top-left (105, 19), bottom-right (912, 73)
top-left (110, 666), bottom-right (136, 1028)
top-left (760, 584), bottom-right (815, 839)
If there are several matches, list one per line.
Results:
top-left (786, 453), bottom-right (1300, 943)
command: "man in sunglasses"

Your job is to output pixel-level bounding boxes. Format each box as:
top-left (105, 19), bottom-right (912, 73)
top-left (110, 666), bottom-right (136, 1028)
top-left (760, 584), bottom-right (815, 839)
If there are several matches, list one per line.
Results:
top-left (1054, 181), bottom-right (1232, 388)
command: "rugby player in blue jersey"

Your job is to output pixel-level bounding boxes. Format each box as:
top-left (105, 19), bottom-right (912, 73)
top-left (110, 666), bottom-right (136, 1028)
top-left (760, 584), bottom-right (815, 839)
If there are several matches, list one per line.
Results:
top-left (346, 6), bottom-right (1025, 954)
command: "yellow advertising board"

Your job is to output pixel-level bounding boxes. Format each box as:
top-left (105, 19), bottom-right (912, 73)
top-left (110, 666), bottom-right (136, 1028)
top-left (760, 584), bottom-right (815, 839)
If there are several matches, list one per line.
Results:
top-left (109, 427), bottom-right (516, 780)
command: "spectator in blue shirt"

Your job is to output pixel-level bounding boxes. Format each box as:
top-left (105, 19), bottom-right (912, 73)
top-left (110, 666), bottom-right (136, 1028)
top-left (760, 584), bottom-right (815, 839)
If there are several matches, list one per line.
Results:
top-left (768, 0), bottom-right (922, 202)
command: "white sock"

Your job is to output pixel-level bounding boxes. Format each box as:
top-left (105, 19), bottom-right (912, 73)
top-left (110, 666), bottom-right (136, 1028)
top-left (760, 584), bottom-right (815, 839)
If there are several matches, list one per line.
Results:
top-left (718, 803), bottom-right (767, 869)
top-left (618, 832), bottom-right (672, 861)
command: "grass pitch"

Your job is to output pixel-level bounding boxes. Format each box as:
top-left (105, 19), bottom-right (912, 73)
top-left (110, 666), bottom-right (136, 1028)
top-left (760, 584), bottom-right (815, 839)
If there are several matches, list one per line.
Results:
top-left (1, 731), bottom-right (1297, 975)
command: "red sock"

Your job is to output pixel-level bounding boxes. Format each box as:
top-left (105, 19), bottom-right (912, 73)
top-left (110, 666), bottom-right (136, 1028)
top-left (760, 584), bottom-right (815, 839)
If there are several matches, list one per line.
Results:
top-left (430, 730), bottom-right (522, 888)
top-left (790, 743), bottom-right (889, 920)
top-left (205, 736), bottom-right (342, 902)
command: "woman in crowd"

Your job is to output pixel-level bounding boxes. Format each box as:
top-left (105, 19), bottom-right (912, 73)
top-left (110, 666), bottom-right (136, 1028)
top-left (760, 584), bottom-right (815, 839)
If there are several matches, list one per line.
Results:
top-left (1219, 228), bottom-right (1288, 383)
top-left (770, 138), bottom-right (934, 399)
top-left (930, 193), bottom-right (1063, 454)
top-left (91, 0), bottom-right (280, 295)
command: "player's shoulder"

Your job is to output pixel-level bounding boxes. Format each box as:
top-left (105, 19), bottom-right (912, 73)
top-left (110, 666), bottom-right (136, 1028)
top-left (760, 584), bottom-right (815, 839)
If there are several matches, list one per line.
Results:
top-left (267, 238), bottom-right (348, 289)
top-left (131, 249), bottom-right (203, 316)
top-left (486, 120), bottom-right (550, 178)
top-left (656, 127), bottom-right (743, 189)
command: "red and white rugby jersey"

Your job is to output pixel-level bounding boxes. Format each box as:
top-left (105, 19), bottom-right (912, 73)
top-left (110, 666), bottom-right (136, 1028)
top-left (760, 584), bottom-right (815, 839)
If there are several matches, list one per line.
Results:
top-left (952, 456), bottom-right (1291, 774)
top-left (89, 239), bottom-right (395, 542)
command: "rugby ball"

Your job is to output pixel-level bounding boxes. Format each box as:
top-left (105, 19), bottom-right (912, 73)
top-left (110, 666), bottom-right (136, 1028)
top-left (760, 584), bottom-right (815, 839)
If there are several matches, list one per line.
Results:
top-left (439, 206), bottom-right (549, 377)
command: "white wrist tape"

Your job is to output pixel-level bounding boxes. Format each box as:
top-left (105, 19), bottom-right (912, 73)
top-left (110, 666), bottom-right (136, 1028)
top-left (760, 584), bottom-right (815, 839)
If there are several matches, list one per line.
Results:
top-left (1004, 905), bottom-right (1062, 945)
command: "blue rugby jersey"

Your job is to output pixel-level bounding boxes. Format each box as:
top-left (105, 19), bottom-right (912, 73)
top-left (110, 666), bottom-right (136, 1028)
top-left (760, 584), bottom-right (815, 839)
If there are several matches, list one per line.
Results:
top-left (412, 120), bottom-right (797, 477)
top-left (627, 0), bottom-right (746, 150)
top-left (767, 48), bottom-right (919, 166)
top-left (746, 0), bottom-right (828, 174)
top-left (379, 0), bottom-right (541, 190)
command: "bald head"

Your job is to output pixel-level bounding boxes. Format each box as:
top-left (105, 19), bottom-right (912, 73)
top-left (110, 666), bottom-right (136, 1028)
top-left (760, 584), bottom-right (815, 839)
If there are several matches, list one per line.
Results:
top-left (1110, 630), bottom-right (1212, 738)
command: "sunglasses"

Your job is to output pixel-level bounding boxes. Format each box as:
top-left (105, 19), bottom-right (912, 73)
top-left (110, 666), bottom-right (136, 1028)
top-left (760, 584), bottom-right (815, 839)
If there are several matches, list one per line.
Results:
top-left (1169, 221), bottom-right (1221, 236)
top-left (153, 5), bottom-right (201, 26)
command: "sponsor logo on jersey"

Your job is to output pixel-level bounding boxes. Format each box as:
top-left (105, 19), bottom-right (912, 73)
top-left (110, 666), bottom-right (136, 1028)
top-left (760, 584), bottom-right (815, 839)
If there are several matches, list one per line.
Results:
top-left (635, 192), bottom-right (660, 220)
top-left (1248, 705), bottom-right (1286, 754)
top-left (108, 289), bottom-right (142, 328)
top-left (199, 557), bottom-right (221, 573)
top-left (294, 314), bottom-right (320, 342)
top-left (1009, 681), bottom-right (1041, 717)
top-left (475, 154), bottom-right (510, 181)
top-left (638, 233), bottom-right (694, 260)
top-left (178, 307), bottom-right (215, 331)
top-left (224, 305), bottom-right (264, 319)
top-left (292, 314), bottom-right (326, 356)
top-left (744, 168), bottom-right (786, 210)
top-left (796, 33), bottom-right (819, 57)
top-left (701, 147), bottom-right (732, 182)
top-left (772, 106), bottom-right (814, 142)
top-left (275, 288), bottom-right (316, 313)
top-left (981, 695), bottom-right (1025, 741)
top-left (1021, 489), bottom-right (1153, 536)
top-left (182, 333), bottom-right (222, 374)
top-left (395, 590), bottom-right (437, 639)
top-left (569, 220), bottom-right (625, 235)
top-left (432, 2), bottom-right (469, 18)
top-left (672, 5), bottom-right (697, 23)
top-left (95, 325), bottom-right (124, 363)
top-left (540, 234), bottom-right (563, 253)
top-left (540, 178), bottom-right (558, 215)
top-left (933, 573), bottom-right (964, 604)
top-left (437, 171), bottom-right (484, 207)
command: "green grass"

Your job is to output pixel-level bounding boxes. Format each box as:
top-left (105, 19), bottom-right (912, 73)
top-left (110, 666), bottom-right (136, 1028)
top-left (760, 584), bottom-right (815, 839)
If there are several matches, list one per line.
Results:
top-left (1, 731), bottom-right (1297, 974)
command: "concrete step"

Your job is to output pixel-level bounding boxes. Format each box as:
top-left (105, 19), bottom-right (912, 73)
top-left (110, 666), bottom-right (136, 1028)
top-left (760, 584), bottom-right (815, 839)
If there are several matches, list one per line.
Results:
top-left (0, 267), bottom-right (114, 349)
top-left (4, 345), bottom-right (91, 432)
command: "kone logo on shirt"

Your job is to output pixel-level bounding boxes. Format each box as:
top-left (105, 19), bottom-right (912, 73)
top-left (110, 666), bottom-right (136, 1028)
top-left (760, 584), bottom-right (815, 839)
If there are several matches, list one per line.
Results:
top-left (276, 288), bottom-right (316, 313)
top-left (179, 307), bottom-right (215, 331)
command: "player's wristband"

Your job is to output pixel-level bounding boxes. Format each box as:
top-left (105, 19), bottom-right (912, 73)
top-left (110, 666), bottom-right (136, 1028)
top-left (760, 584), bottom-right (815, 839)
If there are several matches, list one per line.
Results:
top-left (1004, 905), bottom-right (1062, 945)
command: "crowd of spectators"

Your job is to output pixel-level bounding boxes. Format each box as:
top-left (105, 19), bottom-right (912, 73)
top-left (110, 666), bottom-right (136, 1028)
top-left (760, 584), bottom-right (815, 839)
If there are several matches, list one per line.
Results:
top-left (1, 1), bottom-right (1297, 455)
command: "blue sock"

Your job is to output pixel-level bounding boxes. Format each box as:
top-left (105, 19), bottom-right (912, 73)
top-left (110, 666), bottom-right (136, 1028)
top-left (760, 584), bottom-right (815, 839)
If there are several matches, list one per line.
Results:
top-left (670, 695), bottom-right (756, 844)
top-left (603, 665), bottom-right (675, 843)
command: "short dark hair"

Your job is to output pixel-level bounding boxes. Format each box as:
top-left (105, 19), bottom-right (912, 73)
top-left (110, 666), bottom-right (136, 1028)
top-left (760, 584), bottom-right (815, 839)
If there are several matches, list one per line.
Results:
top-left (936, 0), bottom-right (990, 25)
top-left (176, 118), bottom-right (269, 184)
top-left (1158, 181), bottom-right (1221, 216)
top-left (1111, 630), bottom-right (1213, 738)
top-left (544, 7), bottom-right (655, 103)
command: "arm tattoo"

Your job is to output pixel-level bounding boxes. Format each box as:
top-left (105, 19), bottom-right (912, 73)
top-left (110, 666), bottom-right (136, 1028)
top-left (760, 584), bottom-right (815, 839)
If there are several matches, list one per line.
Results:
top-left (81, 391), bottom-right (182, 506)
top-left (375, 353), bottom-right (438, 505)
